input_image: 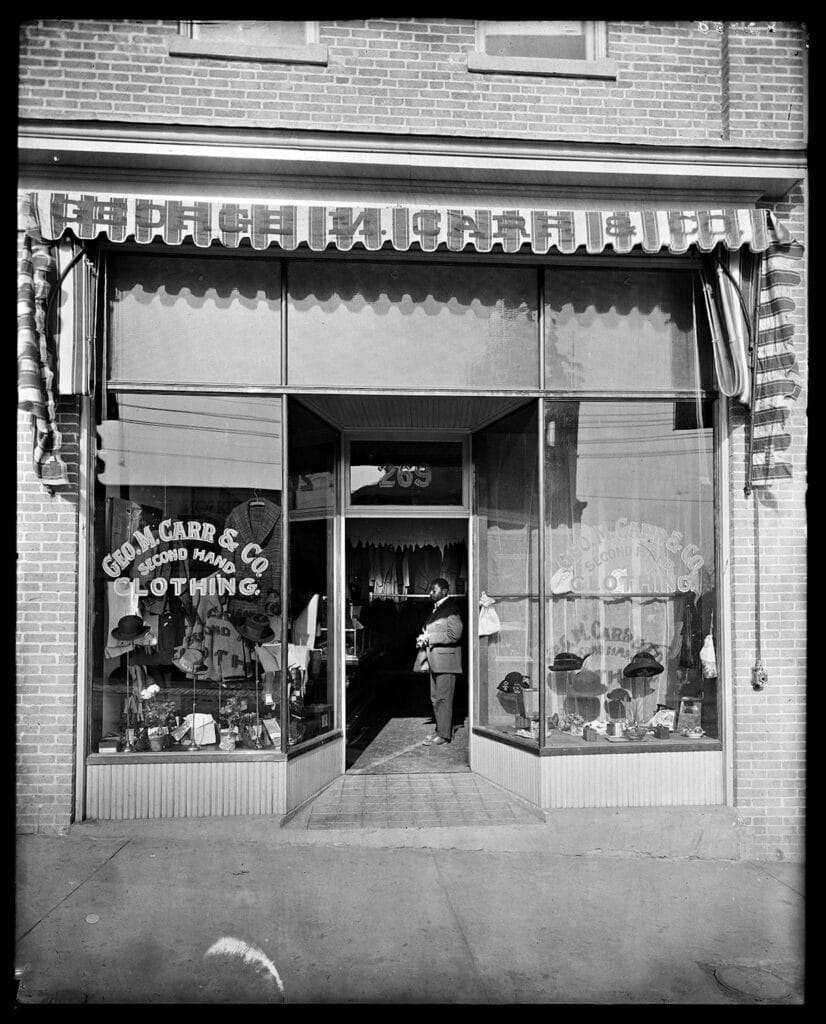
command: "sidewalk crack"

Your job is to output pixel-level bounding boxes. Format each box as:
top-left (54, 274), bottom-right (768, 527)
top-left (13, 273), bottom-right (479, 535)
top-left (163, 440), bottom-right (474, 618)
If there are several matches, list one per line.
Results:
top-left (16, 839), bottom-right (133, 943)
top-left (431, 850), bottom-right (492, 1003)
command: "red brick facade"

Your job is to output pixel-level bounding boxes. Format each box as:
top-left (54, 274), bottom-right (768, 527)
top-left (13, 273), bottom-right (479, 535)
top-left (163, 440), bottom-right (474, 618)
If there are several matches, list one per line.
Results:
top-left (17, 20), bottom-right (807, 856)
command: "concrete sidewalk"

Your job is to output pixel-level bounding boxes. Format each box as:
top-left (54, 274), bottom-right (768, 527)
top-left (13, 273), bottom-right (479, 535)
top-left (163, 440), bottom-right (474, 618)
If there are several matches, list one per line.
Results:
top-left (14, 809), bottom-right (805, 1005)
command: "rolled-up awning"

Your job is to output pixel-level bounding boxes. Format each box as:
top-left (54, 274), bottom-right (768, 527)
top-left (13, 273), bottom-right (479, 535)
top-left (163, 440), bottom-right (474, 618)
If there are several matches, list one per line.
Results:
top-left (17, 190), bottom-right (802, 490)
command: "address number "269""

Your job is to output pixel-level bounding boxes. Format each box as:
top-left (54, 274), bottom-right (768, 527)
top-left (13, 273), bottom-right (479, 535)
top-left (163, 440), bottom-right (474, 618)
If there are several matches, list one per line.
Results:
top-left (378, 464), bottom-right (431, 488)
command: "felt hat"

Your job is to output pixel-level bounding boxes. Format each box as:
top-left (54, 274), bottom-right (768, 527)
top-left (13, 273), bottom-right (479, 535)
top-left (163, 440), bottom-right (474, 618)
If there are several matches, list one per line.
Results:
top-left (236, 613), bottom-right (276, 645)
top-left (111, 614), bottom-right (150, 641)
top-left (568, 669), bottom-right (607, 697)
top-left (549, 651), bottom-right (590, 672)
top-left (605, 687), bottom-right (631, 702)
top-left (497, 671), bottom-right (525, 693)
top-left (623, 651), bottom-right (664, 678)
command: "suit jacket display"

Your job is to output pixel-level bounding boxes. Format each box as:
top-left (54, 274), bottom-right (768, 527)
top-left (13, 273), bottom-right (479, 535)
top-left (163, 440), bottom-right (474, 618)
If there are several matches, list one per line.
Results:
top-left (424, 597), bottom-right (464, 674)
top-left (223, 498), bottom-right (282, 620)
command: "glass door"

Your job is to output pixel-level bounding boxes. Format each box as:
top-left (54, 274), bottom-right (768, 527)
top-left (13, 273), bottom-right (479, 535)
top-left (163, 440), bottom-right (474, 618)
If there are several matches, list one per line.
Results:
top-left (286, 399), bottom-right (341, 751)
top-left (472, 402), bottom-right (542, 748)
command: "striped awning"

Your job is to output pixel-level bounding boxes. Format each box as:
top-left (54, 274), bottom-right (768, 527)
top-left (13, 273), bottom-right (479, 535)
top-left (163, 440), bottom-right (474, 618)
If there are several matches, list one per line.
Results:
top-left (17, 190), bottom-right (802, 489)
top-left (23, 191), bottom-right (787, 254)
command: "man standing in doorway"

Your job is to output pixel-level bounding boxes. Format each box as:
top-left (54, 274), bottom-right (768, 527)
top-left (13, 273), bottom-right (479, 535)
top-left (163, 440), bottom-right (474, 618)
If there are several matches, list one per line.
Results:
top-left (417, 578), bottom-right (463, 746)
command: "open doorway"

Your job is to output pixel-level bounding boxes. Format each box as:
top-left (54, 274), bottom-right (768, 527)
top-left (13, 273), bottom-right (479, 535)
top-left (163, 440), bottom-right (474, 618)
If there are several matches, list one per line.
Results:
top-left (344, 518), bottom-right (469, 773)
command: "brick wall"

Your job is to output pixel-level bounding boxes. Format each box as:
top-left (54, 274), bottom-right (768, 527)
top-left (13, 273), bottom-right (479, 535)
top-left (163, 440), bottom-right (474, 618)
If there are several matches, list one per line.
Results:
top-left (731, 186), bottom-right (807, 860)
top-left (16, 403), bottom-right (81, 835)
top-left (17, 19), bottom-right (808, 853)
top-left (17, 19), bottom-right (806, 147)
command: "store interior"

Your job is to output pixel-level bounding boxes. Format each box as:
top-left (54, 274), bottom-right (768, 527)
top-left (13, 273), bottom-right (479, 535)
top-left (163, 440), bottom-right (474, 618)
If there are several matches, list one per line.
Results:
top-left (342, 519), bottom-right (469, 773)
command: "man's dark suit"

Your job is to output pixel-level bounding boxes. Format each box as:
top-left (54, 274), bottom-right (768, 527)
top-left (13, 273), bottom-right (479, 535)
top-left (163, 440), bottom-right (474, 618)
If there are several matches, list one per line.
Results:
top-left (423, 597), bottom-right (463, 741)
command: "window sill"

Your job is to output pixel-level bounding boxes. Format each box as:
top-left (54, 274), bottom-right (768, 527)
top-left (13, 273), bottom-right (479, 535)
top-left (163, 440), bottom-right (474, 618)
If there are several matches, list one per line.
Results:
top-left (88, 748), bottom-right (287, 764)
top-left (466, 52), bottom-right (618, 80)
top-left (169, 38), bottom-right (328, 66)
top-left (473, 726), bottom-right (722, 756)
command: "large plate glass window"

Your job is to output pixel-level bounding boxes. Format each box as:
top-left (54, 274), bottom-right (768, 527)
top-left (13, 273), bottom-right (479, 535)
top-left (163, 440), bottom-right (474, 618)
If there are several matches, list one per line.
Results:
top-left (288, 260), bottom-right (539, 389)
top-left (91, 392), bottom-right (285, 756)
top-left (544, 399), bottom-right (717, 748)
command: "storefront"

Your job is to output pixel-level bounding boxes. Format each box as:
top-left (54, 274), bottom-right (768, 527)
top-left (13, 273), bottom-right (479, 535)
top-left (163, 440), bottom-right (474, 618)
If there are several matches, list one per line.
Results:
top-left (18, 188), bottom-right (802, 821)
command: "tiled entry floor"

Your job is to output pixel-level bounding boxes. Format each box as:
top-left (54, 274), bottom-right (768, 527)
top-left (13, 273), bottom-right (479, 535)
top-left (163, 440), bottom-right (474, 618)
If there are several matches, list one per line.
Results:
top-left (284, 772), bottom-right (546, 830)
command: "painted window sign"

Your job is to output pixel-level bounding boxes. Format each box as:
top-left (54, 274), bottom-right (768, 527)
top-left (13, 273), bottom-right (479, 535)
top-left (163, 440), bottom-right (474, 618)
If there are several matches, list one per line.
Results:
top-left (377, 464), bottom-right (432, 489)
top-left (350, 441), bottom-right (463, 506)
top-left (550, 519), bottom-right (706, 595)
top-left (101, 516), bottom-right (270, 599)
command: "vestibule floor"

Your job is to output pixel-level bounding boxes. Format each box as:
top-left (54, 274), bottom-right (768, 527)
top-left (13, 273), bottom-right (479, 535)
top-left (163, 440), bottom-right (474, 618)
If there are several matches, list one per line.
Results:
top-left (346, 669), bottom-right (469, 774)
top-left (284, 771), bottom-right (546, 830)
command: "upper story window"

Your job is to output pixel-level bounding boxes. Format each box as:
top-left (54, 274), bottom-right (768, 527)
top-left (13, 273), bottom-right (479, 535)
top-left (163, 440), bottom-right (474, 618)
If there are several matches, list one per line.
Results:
top-left (469, 20), bottom-right (617, 80)
top-left (170, 20), bottom-right (327, 65)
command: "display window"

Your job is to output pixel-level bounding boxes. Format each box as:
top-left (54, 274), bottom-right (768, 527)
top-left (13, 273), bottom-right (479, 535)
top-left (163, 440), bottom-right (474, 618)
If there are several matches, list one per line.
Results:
top-left (473, 265), bottom-right (720, 753)
top-left (91, 391), bottom-right (285, 755)
top-left (544, 399), bottom-right (717, 749)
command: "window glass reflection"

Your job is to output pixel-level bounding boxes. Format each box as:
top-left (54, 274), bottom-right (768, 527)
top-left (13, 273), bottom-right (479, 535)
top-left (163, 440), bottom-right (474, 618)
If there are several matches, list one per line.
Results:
top-left (91, 394), bottom-right (284, 755)
top-left (288, 260), bottom-right (538, 388)
top-left (545, 269), bottom-right (711, 391)
top-left (474, 403), bottom-right (540, 745)
top-left (544, 400), bottom-right (717, 746)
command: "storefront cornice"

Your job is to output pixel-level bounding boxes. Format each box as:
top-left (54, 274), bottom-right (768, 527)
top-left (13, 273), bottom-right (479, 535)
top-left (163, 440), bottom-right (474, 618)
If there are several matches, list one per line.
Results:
top-left (19, 119), bottom-right (806, 202)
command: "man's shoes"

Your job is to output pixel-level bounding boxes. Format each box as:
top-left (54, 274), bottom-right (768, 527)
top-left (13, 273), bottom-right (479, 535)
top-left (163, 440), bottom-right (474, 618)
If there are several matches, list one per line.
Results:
top-left (422, 734), bottom-right (448, 746)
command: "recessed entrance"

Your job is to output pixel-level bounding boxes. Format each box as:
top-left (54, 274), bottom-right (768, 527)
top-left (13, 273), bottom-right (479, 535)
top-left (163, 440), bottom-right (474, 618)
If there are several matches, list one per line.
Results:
top-left (344, 518), bottom-right (469, 773)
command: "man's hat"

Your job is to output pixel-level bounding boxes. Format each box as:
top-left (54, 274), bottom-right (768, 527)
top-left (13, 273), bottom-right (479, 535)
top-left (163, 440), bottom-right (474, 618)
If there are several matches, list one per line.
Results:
top-left (549, 651), bottom-right (590, 672)
top-left (111, 615), bottom-right (150, 641)
top-left (236, 613), bottom-right (276, 645)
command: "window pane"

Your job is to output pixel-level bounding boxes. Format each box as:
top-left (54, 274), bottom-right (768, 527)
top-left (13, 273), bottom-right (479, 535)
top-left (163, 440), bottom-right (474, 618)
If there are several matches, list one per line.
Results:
top-left (474, 403), bottom-right (540, 746)
top-left (544, 400), bottom-right (718, 749)
top-left (288, 400), bottom-right (338, 746)
top-left (350, 440), bottom-right (464, 507)
top-left (196, 21), bottom-right (308, 46)
top-left (110, 254), bottom-right (280, 385)
top-left (483, 21), bottom-right (588, 60)
top-left (90, 394), bottom-right (284, 756)
top-left (545, 268), bottom-right (711, 391)
top-left (288, 261), bottom-right (538, 388)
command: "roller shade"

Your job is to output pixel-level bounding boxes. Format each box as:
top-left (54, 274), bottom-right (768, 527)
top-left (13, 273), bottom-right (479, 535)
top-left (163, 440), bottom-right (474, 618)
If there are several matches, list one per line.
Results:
top-left (17, 190), bottom-right (802, 490)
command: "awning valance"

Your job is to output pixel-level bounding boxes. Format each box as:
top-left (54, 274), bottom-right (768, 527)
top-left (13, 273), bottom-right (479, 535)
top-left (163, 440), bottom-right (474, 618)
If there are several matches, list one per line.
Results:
top-left (17, 191), bottom-right (801, 492)
top-left (21, 190), bottom-right (788, 255)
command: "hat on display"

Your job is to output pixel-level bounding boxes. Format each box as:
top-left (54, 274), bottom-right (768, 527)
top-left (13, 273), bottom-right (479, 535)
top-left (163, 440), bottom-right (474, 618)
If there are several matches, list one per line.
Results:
top-left (568, 669), bottom-right (607, 697)
top-left (111, 614), bottom-right (150, 641)
top-left (549, 651), bottom-right (590, 672)
top-left (622, 651), bottom-right (665, 677)
top-left (173, 646), bottom-right (207, 675)
top-left (605, 687), bottom-right (631, 703)
top-left (236, 613), bottom-right (276, 645)
top-left (497, 671), bottom-right (526, 693)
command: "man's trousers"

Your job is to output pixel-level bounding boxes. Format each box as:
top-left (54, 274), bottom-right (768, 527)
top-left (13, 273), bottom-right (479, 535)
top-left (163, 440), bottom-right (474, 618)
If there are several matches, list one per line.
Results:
top-left (429, 672), bottom-right (455, 741)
